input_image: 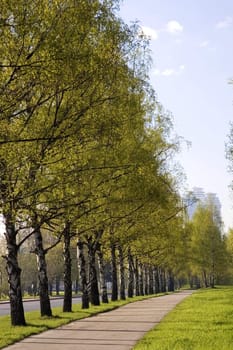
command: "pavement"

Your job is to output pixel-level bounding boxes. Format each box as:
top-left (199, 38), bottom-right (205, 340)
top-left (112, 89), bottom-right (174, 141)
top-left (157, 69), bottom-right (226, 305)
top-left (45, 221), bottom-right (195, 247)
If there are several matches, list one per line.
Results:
top-left (3, 290), bottom-right (194, 350)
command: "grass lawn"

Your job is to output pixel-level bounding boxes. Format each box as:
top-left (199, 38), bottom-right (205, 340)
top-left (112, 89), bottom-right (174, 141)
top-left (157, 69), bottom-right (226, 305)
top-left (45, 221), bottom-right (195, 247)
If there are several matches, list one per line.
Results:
top-left (134, 286), bottom-right (233, 350)
top-left (0, 293), bottom-right (166, 349)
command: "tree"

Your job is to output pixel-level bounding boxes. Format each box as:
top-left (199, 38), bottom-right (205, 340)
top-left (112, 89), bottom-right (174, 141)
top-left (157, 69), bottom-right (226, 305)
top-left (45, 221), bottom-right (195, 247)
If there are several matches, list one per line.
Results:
top-left (0, 0), bottom-right (141, 323)
top-left (0, 0), bottom-right (193, 325)
top-left (0, 235), bottom-right (8, 298)
top-left (189, 202), bottom-right (227, 287)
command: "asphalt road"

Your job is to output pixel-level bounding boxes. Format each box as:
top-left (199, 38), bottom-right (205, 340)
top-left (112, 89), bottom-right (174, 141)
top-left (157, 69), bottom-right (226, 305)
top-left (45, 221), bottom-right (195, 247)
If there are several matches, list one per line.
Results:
top-left (0, 297), bottom-right (81, 316)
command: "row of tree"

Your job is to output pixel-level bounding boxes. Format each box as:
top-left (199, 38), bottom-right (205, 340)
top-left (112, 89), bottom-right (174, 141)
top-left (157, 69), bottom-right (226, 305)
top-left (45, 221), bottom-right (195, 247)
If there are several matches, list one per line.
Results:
top-left (0, 0), bottom-right (232, 327)
top-left (185, 198), bottom-right (230, 288)
top-left (0, 194), bottom-right (231, 315)
top-left (0, 0), bottom-right (185, 326)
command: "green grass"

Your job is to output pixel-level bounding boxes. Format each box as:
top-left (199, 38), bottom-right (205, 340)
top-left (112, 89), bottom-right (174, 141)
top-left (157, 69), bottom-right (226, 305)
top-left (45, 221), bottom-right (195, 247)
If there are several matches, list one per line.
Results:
top-left (134, 286), bottom-right (233, 350)
top-left (0, 291), bottom-right (80, 301)
top-left (0, 293), bottom-right (166, 349)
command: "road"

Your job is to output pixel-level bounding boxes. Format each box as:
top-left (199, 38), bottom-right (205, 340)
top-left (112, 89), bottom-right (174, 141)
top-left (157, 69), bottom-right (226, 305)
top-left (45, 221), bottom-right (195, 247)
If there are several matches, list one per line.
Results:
top-left (0, 297), bottom-right (81, 316)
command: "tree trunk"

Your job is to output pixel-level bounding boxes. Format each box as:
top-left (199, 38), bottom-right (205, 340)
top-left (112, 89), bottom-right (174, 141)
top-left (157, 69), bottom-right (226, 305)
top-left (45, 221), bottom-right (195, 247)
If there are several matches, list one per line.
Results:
top-left (49, 281), bottom-right (53, 296)
top-left (160, 268), bottom-right (166, 292)
top-left (203, 270), bottom-right (209, 287)
top-left (74, 278), bottom-right (79, 294)
top-left (1, 157), bottom-right (26, 326)
top-left (97, 244), bottom-right (108, 303)
top-left (193, 275), bottom-right (201, 289)
top-left (149, 267), bottom-right (154, 294)
top-left (139, 263), bottom-right (144, 296)
top-left (87, 237), bottom-right (100, 306)
top-left (167, 270), bottom-right (175, 292)
top-left (210, 262), bottom-right (215, 288)
top-left (210, 273), bottom-right (215, 288)
top-left (154, 267), bottom-right (160, 293)
top-left (144, 265), bottom-right (149, 295)
top-left (118, 245), bottom-right (126, 300)
top-left (4, 213), bottom-right (26, 326)
top-left (135, 258), bottom-right (140, 296)
top-left (77, 240), bottom-right (89, 309)
top-left (111, 242), bottom-right (118, 301)
top-left (34, 222), bottom-right (52, 317)
top-left (55, 275), bottom-right (60, 296)
top-left (189, 274), bottom-right (194, 289)
top-left (128, 248), bottom-right (134, 298)
top-left (63, 222), bottom-right (72, 312)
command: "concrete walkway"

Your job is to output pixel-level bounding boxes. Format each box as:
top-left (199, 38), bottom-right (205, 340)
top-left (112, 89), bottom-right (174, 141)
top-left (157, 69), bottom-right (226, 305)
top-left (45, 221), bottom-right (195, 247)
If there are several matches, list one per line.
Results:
top-left (4, 290), bottom-right (194, 350)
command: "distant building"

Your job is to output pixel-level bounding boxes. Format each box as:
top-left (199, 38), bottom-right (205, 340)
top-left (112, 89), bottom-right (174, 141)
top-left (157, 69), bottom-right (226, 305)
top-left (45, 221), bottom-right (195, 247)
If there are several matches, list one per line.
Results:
top-left (185, 187), bottom-right (206, 219)
top-left (184, 187), bottom-right (222, 222)
top-left (206, 192), bottom-right (221, 214)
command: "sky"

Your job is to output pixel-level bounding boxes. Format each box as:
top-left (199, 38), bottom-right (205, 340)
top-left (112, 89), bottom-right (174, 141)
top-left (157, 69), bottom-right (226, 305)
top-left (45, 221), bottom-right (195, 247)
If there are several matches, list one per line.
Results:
top-left (120, 0), bottom-right (233, 231)
top-left (1, 1), bottom-right (233, 234)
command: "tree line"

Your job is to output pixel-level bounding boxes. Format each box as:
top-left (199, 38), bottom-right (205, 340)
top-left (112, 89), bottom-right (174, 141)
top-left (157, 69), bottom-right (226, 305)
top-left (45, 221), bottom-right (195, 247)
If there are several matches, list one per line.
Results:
top-left (0, 0), bottom-right (232, 326)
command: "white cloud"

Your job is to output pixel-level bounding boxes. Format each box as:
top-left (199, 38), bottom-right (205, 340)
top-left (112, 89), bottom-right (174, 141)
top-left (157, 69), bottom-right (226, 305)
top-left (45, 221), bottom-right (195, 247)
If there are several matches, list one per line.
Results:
top-left (140, 26), bottom-right (158, 40)
top-left (153, 65), bottom-right (185, 77)
top-left (199, 41), bottom-right (217, 51)
top-left (216, 16), bottom-right (233, 29)
top-left (153, 69), bottom-right (160, 76)
top-left (200, 40), bottom-right (209, 48)
top-left (166, 20), bottom-right (183, 34)
top-left (175, 38), bottom-right (183, 45)
top-left (139, 20), bottom-right (183, 41)
top-left (162, 68), bottom-right (175, 76)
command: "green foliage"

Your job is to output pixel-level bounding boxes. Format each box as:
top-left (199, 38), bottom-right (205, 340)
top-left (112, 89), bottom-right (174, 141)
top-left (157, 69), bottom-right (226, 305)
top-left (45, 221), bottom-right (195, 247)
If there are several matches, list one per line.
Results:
top-left (0, 0), bottom-right (191, 320)
top-left (189, 202), bottom-right (228, 287)
top-left (225, 228), bottom-right (233, 283)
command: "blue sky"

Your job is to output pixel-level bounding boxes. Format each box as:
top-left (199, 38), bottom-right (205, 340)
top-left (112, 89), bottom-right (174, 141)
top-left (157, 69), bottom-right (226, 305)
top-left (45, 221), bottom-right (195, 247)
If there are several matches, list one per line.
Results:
top-left (120, 0), bottom-right (233, 231)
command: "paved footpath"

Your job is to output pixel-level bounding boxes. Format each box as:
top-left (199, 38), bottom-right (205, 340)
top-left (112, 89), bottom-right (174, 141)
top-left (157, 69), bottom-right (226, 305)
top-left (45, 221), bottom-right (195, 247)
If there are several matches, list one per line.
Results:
top-left (4, 290), bottom-right (194, 350)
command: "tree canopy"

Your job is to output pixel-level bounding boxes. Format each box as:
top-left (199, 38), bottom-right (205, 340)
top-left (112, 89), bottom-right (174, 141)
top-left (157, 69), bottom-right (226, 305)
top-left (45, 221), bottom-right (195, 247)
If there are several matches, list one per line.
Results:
top-left (2, 0), bottom-right (228, 327)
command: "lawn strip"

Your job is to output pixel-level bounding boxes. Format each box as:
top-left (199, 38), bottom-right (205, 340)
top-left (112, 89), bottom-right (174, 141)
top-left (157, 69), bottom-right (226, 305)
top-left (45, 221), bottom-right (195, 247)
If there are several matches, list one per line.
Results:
top-left (134, 286), bottom-right (233, 350)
